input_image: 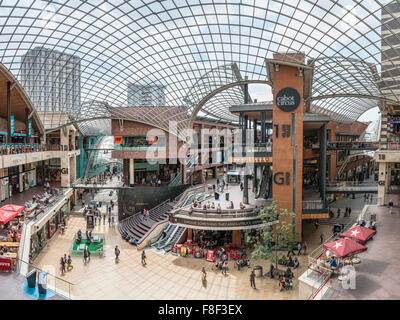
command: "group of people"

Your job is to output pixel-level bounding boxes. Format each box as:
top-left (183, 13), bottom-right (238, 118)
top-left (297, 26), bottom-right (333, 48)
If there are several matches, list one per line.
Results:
top-left (364, 193), bottom-right (373, 203)
top-left (60, 254), bottom-right (73, 274)
top-left (330, 207), bottom-right (352, 218)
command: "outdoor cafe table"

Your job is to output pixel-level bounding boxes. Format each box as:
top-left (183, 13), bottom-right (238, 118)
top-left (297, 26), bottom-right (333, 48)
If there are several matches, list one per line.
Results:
top-left (3, 252), bottom-right (17, 259)
top-left (0, 242), bottom-right (20, 248)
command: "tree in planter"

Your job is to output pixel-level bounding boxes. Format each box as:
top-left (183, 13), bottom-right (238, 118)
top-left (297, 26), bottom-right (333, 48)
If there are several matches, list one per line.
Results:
top-left (247, 201), bottom-right (298, 271)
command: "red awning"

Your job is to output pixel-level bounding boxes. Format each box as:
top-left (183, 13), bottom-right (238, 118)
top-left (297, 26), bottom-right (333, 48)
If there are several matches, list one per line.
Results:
top-left (339, 226), bottom-right (376, 244)
top-left (0, 205), bottom-right (24, 213)
top-left (323, 238), bottom-right (367, 259)
top-left (0, 209), bottom-right (19, 225)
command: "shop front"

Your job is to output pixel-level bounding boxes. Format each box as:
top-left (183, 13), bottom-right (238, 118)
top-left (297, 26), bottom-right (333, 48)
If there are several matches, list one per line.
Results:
top-left (8, 166), bottom-right (20, 196)
top-left (30, 226), bottom-right (48, 260)
top-left (0, 176), bottom-right (9, 201)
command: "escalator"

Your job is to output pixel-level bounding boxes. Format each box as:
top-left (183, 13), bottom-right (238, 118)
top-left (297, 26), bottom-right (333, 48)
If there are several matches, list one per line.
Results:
top-left (154, 224), bottom-right (186, 251)
top-left (163, 226), bottom-right (186, 252)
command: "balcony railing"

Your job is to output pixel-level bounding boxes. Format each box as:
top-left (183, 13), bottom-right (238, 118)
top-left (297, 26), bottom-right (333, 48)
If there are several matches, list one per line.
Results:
top-left (114, 144), bottom-right (166, 151)
top-left (327, 141), bottom-right (379, 150)
top-left (0, 143), bottom-right (74, 155)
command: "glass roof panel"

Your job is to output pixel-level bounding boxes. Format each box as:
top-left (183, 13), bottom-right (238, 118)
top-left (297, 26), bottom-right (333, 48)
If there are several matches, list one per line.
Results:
top-left (0, 0), bottom-right (399, 136)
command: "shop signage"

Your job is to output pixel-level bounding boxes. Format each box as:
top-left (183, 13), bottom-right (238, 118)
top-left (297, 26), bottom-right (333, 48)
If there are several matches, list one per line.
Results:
top-left (276, 87), bottom-right (301, 112)
top-left (0, 256), bottom-right (12, 271)
top-left (273, 172), bottom-right (290, 185)
top-left (10, 116), bottom-right (14, 135)
top-left (114, 136), bottom-right (122, 145)
top-left (28, 120), bottom-right (32, 137)
top-left (170, 216), bottom-right (265, 229)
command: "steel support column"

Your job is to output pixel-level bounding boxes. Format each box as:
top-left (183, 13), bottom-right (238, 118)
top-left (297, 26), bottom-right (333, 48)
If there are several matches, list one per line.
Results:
top-left (320, 123), bottom-right (327, 207)
top-left (7, 81), bottom-right (11, 142)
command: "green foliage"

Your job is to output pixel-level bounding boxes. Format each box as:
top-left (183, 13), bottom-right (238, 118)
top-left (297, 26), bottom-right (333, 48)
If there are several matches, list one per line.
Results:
top-left (247, 201), bottom-right (298, 266)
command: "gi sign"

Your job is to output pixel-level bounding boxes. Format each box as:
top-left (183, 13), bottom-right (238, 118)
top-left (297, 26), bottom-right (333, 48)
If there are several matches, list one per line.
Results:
top-left (276, 87), bottom-right (301, 112)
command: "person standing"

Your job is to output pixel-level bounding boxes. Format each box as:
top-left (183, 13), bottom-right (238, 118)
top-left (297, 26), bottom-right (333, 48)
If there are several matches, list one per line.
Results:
top-left (297, 242), bottom-right (302, 255)
top-left (348, 207), bottom-right (351, 216)
top-left (103, 213), bottom-right (106, 225)
top-left (337, 208), bottom-right (341, 218)
top-left (141, 250), bottom-right (147, 265)
top-left (108, 216), bottom-right (111, 227)
top-left (250, 270), bottom-right (256, 289)
top-left (320, 233), bottom-right (324, 244)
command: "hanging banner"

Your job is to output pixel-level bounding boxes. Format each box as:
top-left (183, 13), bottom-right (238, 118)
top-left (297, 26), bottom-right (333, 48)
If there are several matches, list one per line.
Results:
top-left (10, 115), bottom-right (14, 135)
top-left (28, 120), bottom-right (32, 137)
top-left (0, 256), bottom-right (12, 271)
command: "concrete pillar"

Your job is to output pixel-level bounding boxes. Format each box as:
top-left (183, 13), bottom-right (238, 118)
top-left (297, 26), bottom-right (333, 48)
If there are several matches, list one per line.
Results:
top-left (232, 230), bottom-right (242, 248)
top-left (187, 228), bottom-right (193, 241)
top-left (261, 111), bottom-right (266, 143)
top-left (129, 159), bottom-right (134, 185)
top-left (377, 162), bottom-right (387, 206)
top-left (60, 129), bottom-right (70, 187)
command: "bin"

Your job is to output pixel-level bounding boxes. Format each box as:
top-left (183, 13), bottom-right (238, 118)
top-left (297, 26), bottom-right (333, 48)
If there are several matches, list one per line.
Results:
top-left (253, 265), bottom-right (263, 277)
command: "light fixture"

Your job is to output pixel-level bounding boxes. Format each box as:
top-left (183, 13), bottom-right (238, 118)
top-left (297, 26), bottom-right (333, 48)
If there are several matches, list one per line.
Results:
top-left (275, 64), bottom-right (280, 72)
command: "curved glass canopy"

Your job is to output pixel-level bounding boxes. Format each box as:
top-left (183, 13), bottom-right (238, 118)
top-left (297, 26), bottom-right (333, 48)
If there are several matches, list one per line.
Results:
top-left (0, 0), bottom-right (399, 136)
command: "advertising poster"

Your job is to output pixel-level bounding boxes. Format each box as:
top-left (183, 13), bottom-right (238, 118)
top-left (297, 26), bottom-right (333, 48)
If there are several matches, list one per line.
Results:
top-left (0, 256), bottom-right (12, 271)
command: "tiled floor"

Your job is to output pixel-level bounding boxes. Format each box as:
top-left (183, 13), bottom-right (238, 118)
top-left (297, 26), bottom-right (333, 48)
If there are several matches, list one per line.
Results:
top-left (323, 203), bottom-right (400, 300)
top-left (33, 215), bottom-right (310, 300)
top-left (0, 272), bottom-right (65, 300)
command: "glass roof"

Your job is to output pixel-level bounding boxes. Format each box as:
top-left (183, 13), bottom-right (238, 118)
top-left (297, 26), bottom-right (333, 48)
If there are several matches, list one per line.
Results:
top-left (0, 0), bottom-right (399, 136)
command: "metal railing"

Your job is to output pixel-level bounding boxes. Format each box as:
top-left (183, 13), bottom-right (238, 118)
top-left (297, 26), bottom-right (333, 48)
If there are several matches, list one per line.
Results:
top-left (302, 200), bottom-right (324, 210)
top-left (15, 258), bottom-right (76, 300)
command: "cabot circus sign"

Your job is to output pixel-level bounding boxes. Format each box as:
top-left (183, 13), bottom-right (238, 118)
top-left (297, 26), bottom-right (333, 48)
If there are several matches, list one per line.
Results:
top-left (276, 87), bottom-right (301, 112)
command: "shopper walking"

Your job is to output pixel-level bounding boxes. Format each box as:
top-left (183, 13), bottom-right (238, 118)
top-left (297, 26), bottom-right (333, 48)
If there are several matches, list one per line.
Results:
top-left (103, 213), bottom-right (106, 225)
top-left (60, 257), bottom-right (66, 274)
top-left (83, 248), bottom-right (88, 264)
top-left (202, 267), bottom-right (207, 281)
top-left (297, 242), bottom-right (302, 255)
top-left (141, 250), bottom-right (147, 266)
top-left (115, 245), bottom-right (120, 262)
top-left (67, 255), bottom-right (73, 271)
top-left (250, 270), bottom-right (256, 289)
top-left (320, 233), bottom-right (324, 244)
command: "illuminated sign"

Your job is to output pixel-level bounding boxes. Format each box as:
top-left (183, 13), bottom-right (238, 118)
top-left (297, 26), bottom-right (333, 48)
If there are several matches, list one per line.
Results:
top-left (276, 87), bottom-right (301, 112)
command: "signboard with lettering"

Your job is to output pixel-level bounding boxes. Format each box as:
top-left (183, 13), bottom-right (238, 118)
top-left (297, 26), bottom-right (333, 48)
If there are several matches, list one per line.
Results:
top-left (10, 115), bottom-right (14, 135)
top-left (276, 87), bottom-right (301, 112)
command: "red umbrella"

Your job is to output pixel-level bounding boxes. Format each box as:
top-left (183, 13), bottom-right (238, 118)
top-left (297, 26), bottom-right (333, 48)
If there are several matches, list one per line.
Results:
top-left (339, 226), bottom-right (376, 244)
top-left (323, 238), bottom-right (367, 259)
top-left (0, 205), bottom-right (24, 213)
top-left (0, 209), bottom-right (19, 225)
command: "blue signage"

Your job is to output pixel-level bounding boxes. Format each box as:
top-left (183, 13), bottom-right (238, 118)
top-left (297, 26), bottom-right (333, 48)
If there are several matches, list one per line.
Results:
top-left (10, 115), bottom-right (14, 135)
top-left (28, 120), bottom-right (32, 137)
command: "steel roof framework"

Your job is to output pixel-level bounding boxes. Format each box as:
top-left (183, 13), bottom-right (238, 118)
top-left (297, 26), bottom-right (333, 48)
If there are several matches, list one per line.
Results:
top-left (0, 0), bottom-right (399, 136)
